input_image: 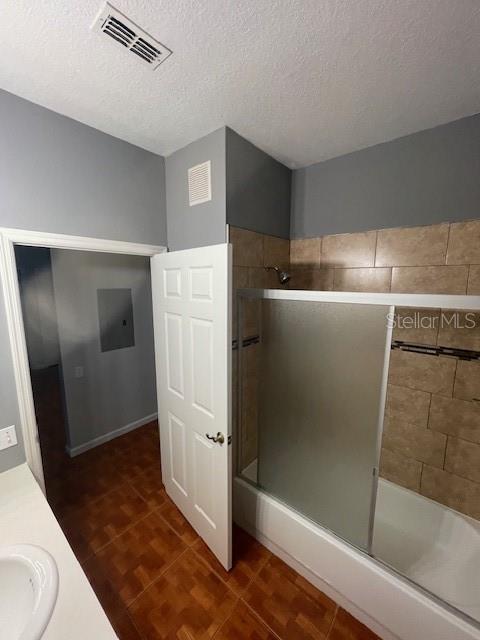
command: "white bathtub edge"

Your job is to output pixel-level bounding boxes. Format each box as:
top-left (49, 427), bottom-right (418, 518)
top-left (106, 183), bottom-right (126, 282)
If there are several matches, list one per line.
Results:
top-left (233, 477), bottom-right (480, 640)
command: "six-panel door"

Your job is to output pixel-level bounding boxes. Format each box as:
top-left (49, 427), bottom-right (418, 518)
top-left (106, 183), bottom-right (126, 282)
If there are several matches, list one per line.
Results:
top-left (151, 244), bottom-right (232, 570)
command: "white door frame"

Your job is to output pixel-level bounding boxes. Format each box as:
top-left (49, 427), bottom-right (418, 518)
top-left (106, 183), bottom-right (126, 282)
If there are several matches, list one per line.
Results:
top-left (0, 226), bottom-right (166, 491)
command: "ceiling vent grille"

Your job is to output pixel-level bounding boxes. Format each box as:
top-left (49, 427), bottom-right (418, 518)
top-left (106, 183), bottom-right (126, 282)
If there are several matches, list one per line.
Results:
top-left (92, 3), bottom-right (172, 69)
top-left (188, 161), bottom-right (212, 206)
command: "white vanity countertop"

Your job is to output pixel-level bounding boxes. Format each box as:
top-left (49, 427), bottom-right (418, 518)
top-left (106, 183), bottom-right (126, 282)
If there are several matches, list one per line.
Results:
top-left (0, 463), bottom-right (118, 640)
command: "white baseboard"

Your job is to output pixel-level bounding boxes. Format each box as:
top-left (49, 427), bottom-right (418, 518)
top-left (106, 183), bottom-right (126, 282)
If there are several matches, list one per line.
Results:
top-left (66, 413), bottom-right (158, 457)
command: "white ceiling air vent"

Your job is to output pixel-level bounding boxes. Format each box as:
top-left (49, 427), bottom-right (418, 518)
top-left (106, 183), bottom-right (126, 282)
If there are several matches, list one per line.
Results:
top-left (188, 161), bottom-right (212, 206)
top-left (92, 3), bottom-right (172, 69)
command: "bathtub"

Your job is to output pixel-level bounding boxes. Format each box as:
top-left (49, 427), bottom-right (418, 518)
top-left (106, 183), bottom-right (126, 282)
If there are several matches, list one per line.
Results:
top-left (373, 478), bottom-right (480, 625)
top-left (234, 472), bottom-right (480, 640)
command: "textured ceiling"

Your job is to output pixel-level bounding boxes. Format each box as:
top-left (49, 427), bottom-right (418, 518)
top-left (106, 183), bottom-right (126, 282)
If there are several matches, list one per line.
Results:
top-left (1, 1), bottom-right (479, 168)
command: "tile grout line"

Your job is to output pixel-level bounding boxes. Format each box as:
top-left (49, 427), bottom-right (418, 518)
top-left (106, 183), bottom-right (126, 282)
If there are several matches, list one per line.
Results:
top-left (61, 508), bottom-right (153, 564)
top-left (445, 223), bottom-right (452, 265)
top-left (127, 477), bottom-right (161, 506)
top-left (325, 603), bottom-right (340, 639)
top-left (123, 605), bottom-right (147, 640)
top-left (237, 544), bottom-right (344, 637)
top-left (210, 595), bottom-right (242, 640)
top-left (54, 477), bottom-right (129, 522)
top-left (426, 391), bottom-right (433, 431)
top-left (54, 454), bottom-right (159, 523)
top-left (189, 534), bottom-right (272, 599)
top-left (151, 502), bottom-right (200, 548)
top-left (79, 503), bottom-right (156, 564)
top-left (189, 542), bottom-right (236, 592)
top-left (125, 545), bottom-right (191, 611)
top-left (69, 475), bottom-right (162, 562)
top-left (187, 533), bottom-right (274, 636)
top-left (235, 549), bottom-right (335, 640)
top-left (241, 547), bottom-right (272, 592)
top-left (82, 483), bottom-right (193, 566)
top-left (451, 357), bottom-right (458, 402)
top-left (51, 425), bottom-right (158, 483)
top-left (419, 461), bottom-right (425, 493)
top-left (108, 599), bottom-right (147, 640)
top-left (239, 596), bottom-right (285, 640)
top-left (292, 258), bottom-right (467, 269)
top-left (442, 435), bottom-right (449, 471)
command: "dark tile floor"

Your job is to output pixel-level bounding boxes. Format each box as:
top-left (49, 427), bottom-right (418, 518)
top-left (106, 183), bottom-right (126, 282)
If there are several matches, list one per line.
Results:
top-left (34, 367), bottom-right (381, 639)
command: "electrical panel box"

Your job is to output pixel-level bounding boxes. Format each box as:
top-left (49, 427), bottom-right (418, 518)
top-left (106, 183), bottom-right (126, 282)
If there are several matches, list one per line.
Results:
top-left (97, 288), bottom-right (135, 352)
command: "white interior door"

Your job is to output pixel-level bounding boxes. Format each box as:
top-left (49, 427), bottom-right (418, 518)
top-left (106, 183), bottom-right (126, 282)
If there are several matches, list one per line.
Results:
top-left (151, 243), bottom-right (232, 570)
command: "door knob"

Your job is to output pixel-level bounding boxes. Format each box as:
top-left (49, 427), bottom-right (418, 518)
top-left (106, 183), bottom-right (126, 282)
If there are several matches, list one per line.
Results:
top-left (205, 432), bottom-right (225, 445)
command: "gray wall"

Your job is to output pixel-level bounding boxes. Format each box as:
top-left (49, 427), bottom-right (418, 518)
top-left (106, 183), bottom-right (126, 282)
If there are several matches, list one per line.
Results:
top-left (51, 250), bottom-right (157, 450)
top-left (291, 114), bottom-right (480, 238)
top-left (0, 303), bottom-right (24, 472)
top-left (0, 89), bottom-right (167, 243)
top-left (226, 128), bottom-right (291, 239)
top-left (0, 89), bottom-right (166, 472)
top-left (166, 128), bottom-right (227, 250)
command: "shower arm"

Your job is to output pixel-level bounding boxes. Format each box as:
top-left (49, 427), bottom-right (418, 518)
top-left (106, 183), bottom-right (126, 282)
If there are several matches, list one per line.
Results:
top-left (264, 265), bottom-right (291, 285)
top-left (265, 266), bottom-right (281, 275)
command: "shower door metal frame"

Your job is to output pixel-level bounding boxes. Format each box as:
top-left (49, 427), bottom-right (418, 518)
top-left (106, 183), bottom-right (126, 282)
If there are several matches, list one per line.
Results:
top-left (235, 288), bottom-right (480, 554)
top-left (238, 288), bottom-right (480, 310)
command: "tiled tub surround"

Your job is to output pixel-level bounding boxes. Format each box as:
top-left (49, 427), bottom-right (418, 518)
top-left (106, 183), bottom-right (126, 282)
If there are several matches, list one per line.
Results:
top-left (290, 220), bottom-right (480, 295)
top-left (231, 220), bottom-right (480, 520)
top-left (230, 225), bottom-right (290, 291)
top-left (383, 341), bottom-right (480, 520)
top-left (290, 219), bottom-right (480, 521)
top-left (230, 226), bottom-right (290, 472)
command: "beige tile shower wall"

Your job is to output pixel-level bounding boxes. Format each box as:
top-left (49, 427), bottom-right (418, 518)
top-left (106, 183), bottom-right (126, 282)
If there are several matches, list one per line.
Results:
top-left (290, 220), bottom-right (480, 521)
top-left (290, 220), bottom-right (480, 295)
top-left (230, 226), bottom-right (290, 471)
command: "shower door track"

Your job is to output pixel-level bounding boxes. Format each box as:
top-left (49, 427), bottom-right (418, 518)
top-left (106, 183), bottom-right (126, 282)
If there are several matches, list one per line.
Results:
top-left (237, 287), bottom-right (480, 310)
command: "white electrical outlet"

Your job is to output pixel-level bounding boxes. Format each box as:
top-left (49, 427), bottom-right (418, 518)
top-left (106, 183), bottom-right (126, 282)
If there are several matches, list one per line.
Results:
top-left (74, 366), bottom-right (84, 379)
top-left (0, 425), bottom-right (18, 451)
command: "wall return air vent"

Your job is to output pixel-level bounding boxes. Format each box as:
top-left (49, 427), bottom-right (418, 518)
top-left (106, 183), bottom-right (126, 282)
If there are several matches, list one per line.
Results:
top-left (92, 3), bottom-right (172, 69)
top-left (188, 161), bottom-right (212, 206)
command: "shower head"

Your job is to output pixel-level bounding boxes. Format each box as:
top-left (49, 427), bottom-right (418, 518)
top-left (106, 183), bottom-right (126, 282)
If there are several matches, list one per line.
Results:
top-left (265, 266), bottom-right (291, 285)
top-left (277, 269), bottom-right (291, 285)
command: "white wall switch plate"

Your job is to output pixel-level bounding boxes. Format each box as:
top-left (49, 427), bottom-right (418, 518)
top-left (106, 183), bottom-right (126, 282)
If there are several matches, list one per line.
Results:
top-left (0, 425), bottom-right (18, 451)
top-left (74, 366), bottom-right (84, 379)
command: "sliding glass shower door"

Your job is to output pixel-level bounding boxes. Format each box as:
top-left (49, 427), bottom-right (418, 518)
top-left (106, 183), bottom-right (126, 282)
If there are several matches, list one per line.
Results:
top-left (239, 294), bottom-right (392, 551)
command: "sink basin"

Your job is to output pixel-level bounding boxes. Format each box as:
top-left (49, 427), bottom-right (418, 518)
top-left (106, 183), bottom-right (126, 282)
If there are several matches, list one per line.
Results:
top-left (0, 544), bottom-right (58, 639)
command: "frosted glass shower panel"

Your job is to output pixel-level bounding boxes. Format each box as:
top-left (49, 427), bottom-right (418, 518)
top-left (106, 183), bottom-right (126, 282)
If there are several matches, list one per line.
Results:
top-left (257, 299), bottom-right (390, 550)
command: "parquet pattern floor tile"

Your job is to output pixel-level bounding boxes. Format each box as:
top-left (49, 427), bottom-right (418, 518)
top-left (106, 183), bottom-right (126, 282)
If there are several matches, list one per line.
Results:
top-left (82, 553), bottom-right (127, 623)
top-left (243, 555), bottom-right (337, 640)
top-left (157, 496), bottom-right (199, 546)
top-left (129, 464), bottom-right (168, 510)
top-left (110, 612), bottom-right (143, 640)
top-left (91, 511), bottom-right (187, 606)
top-left (213, 601), bottom-right (277, 639)
top-left (48, 461), bottom-right (125, 518)
top-left (192, 525), bottom-right (271, 596)
top-left (128, 549), bottom-right (237, 640)
top-left (60, 484), bottom-right (151, 562)
top-left (34, 368), bottom-right (384, 640)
